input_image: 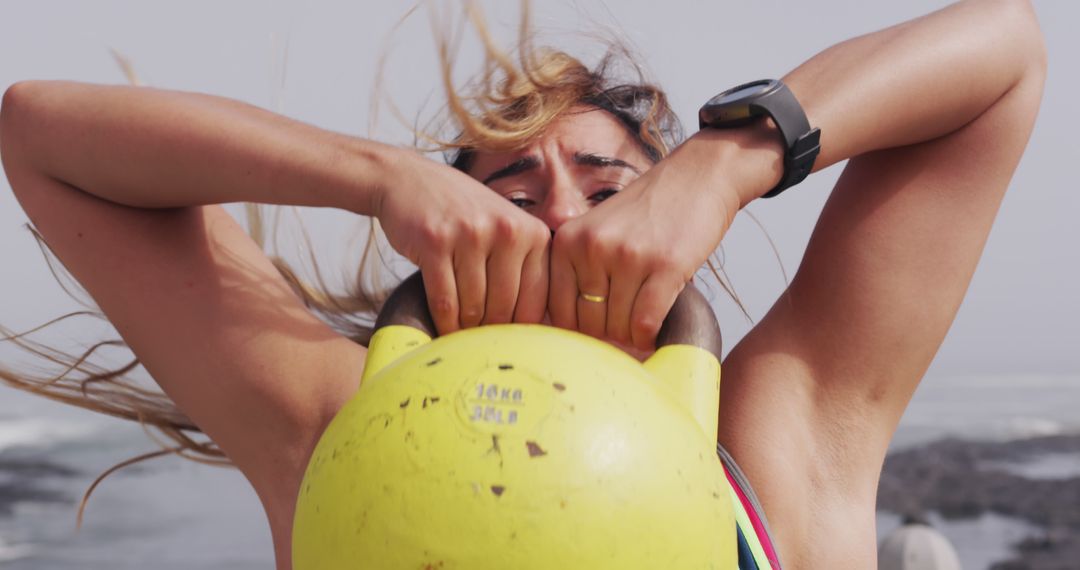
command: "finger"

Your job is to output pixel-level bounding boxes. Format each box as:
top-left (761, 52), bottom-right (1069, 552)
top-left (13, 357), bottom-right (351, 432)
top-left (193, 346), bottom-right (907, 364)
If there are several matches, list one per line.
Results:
top-left (575, 259), bottom-right (610, 339)
top-left (605, 265), bottom-right (642, 346)
top-left (514, 239), bottom-right (549, 324)
top-left (454, 245), bottom-right (487, 329)
top-left (629, 274), bottom-right (686, 352)
top-left (420, 256), bottom-right (459, 336)
top-left (548, 234), bottom-right (578, 331)
top-left (482, 241), bottom-right (522, 325)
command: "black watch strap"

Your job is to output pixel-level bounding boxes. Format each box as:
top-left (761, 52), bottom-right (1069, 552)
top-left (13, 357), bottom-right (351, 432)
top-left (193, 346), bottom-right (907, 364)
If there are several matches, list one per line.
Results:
top-left (699, 80), bottom-right (820, 198)
top-left (766, 125), bottom-right (821, 198)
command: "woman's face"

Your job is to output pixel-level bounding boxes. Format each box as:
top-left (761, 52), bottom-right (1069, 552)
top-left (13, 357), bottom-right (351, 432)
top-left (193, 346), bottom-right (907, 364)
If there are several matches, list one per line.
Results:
top-left (466, 107), bottom-right (657, 359)
top-left (467, 107), bottom-right (653, 230)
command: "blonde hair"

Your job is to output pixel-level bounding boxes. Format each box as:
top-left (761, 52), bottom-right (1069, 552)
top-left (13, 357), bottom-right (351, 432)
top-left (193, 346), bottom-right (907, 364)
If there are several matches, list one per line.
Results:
top-left (1, 1), bottom-right (751, 520)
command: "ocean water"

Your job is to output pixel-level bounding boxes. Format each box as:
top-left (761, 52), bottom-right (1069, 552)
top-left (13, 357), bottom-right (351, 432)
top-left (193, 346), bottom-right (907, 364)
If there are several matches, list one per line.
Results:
top-left (887, 373), bottom-right (1080, 451)
top-left (1, 373), bottom-right (1078, 569)
top-left (0, 391), bottom-right (273, 569)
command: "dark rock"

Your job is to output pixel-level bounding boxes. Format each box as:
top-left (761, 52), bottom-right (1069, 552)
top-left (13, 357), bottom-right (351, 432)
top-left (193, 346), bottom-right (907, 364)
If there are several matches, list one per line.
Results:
top-left (0, 482), bottom-right (68, 516)
top-left (878, 434), bottom-right (1080, 570)
top-left (0, 457), bottom-right (79, 478)
top-left (0, 454), bottom-right (78, 517)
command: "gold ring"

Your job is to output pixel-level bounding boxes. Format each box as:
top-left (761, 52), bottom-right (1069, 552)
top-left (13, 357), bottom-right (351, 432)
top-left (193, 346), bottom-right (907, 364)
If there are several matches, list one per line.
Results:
top-left (579, 292), bottom-right (607, 303)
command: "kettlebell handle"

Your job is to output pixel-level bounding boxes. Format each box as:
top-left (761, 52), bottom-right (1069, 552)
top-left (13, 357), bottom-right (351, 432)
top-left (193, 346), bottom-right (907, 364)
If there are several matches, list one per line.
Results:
top-left (374, 271), bottom-right (722, 359)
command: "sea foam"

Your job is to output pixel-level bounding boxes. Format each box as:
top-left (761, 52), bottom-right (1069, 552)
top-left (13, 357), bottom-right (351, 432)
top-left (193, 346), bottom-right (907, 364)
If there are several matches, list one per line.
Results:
top-left (0, 417), bottom-right (92, 454)
top-left (0, 535), bottom-right (33, 563)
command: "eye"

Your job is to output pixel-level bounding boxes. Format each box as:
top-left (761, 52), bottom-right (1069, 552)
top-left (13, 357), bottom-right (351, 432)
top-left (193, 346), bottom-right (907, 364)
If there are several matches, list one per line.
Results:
top-left (588, 188), bottom-right (620, 204)
top-left (508, 196), bottom-right (535, 209)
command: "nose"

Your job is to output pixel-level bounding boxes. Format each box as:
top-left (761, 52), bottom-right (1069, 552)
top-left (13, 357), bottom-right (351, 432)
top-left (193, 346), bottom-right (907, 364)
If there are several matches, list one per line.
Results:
top-left (537, 180), bottom-right (587, 232)
top-left (538, 196), bottom-right (587, 232)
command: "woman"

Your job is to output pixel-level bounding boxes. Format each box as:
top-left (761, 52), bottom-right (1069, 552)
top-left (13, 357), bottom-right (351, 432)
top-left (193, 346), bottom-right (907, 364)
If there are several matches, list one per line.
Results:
top-left (0, 0), bottom-right (1046, 568)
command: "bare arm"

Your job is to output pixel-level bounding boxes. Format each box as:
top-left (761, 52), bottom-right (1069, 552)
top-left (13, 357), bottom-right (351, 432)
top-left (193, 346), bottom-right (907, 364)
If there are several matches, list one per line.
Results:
top-left (3, 80), bottom-right (550, 334)
top-left (4, 81), bottom-right (396, 212)
top-left (0, 81), bottom-right (396, 569)
top-left (0, 81), bottom-right (542, 569)
top-left (690, 0), bottom-right (1047, 567)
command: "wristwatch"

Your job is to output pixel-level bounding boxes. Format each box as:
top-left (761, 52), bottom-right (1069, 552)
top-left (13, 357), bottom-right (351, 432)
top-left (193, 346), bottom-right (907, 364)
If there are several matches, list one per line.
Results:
top-left (698, 79), bottom-right (820, 198)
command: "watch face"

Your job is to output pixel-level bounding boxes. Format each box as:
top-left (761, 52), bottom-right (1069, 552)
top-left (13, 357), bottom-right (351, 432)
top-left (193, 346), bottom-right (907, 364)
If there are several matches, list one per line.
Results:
top-left (706, 80), bottom-right (776, 107)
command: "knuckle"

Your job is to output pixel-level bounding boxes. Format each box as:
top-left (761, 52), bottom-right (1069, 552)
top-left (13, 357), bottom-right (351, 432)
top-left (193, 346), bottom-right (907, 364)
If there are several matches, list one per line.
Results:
top-left (484, 307), bottom-right (512, 325)
top-left (524, 224), bottom-right (549, 249)
top-left (459, 304), bottom-right (483, 324)
top-left (614, 242), bottom-right (643, 265)
top-left (515, 307), bottom-right (542, 324)
top-left (580, 230), bottom-right (607, 258)
top-left (551, 227), bottom-right (575, 250)
top-left (608, 321), bottom-right (631, 344)
top-left (428, 294), bottom-right (455, 317)
top-left (585, 320), bottom-right (606, 338)
top-left (419, 224), bottom-right (450, 247)
top-left (650, 255), bottom-right (681, 275)
top-left (493, 216), bottom-right (518, 242)
top-left (531, 219), bottom-right (552, 239)
top-left (632, 313), bottom-right (660, 337)
top-left (459, 221), bottom-right (486, 246)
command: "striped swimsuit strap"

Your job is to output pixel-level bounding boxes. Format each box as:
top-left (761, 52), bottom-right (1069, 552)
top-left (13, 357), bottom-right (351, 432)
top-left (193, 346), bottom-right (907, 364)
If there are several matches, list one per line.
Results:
top-left (717, 443), bottom-right (783, 570)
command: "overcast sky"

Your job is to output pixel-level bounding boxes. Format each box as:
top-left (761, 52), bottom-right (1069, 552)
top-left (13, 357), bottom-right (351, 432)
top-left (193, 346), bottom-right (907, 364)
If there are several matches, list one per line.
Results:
top-left (0, 0), bottom-right (1076, 389)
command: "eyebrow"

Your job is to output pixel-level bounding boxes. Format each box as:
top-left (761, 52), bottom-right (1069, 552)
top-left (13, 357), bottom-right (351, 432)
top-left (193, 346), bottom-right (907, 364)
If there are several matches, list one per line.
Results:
top-left (481, 152), bottom-right (642, 185)
top-left (573, 152), bottom-right (642, 176)
top-left (482, 156), bottom-right (540, 185)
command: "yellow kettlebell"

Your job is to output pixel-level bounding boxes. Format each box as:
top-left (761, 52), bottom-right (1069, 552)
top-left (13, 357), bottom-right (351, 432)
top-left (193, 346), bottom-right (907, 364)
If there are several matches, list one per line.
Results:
top-left (293, 273), bottom-right (736, 569)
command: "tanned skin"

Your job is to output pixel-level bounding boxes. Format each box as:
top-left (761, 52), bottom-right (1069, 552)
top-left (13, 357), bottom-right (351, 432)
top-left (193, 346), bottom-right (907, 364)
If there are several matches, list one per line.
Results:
top-left (0, 1), bottom-right (1045, 567)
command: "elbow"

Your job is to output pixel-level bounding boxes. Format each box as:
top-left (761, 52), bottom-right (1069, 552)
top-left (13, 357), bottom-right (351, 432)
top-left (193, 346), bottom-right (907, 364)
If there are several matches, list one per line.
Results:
top-left (1, 82), bottom-right (24, 153)
top-left (0, 81), bottom-right (40, 166)
top-left (1, 80), bottom-right (37, 132)
top-left (1, 83), bottom-right (26, 182)
top-left (1003, 0), bottom-right (1048, 80)
top-left (1028, 18), bottom-right (1048, 83)
top-left (1, 81), bottom-right (58, 179)
top-left (1, 81), bottom-right (28, 120)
